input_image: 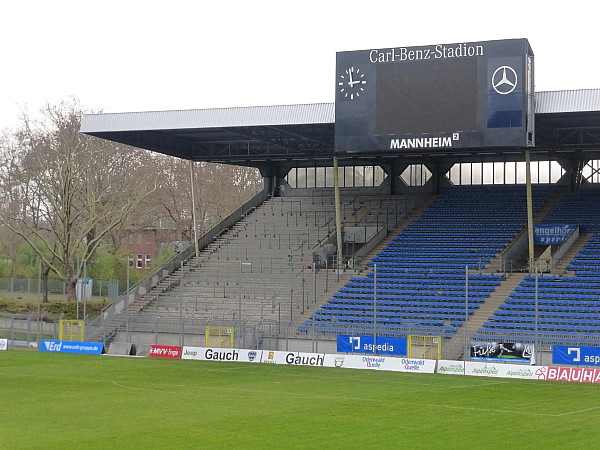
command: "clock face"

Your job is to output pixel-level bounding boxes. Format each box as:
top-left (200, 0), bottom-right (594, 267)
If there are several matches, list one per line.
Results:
top-left (338, 66), bottom-right (366, 100)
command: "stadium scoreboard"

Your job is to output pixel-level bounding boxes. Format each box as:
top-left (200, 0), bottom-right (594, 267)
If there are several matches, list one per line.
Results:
top-left (334, 38), bottom-right (534, 153)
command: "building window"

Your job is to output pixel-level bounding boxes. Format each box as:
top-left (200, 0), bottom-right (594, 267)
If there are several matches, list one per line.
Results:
top-left (145, 254), bottom-right (151, 269)
top-left (136, 254), bottom-right (143, 269)
top-left (285, 165), bottom-right (387, 188)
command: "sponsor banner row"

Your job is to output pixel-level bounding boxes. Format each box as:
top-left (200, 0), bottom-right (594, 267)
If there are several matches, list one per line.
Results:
top-left (0, 338), bottom-right (7, 351)
top-left (180, 346), bottom-right (435, 373)
top-left (140, 345), bottom-right (600, 384)
top-left (437, 361), bottom-right (600, 383)
top-left (39, 339), bottom-right (104, 354)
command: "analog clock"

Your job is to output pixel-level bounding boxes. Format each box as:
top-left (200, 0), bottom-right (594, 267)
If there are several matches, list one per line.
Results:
top-left (338, 66), bottom-right (366, 100)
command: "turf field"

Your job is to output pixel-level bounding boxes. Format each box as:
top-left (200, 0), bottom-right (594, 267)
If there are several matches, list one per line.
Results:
top-left (0, 350), bottom-right (598, 449)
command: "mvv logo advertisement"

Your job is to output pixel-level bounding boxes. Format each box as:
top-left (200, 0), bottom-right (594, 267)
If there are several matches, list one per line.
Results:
top-left (148, 345), bottom-right (182, 359)
top-left (337, 335), bottom-right (407, 356)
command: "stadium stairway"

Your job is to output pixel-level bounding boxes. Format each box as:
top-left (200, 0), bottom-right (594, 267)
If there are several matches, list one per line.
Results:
top-left (92, 190), bottom-right (432, 344)
top-left (555, 233), bottom-right (593, 275)
top-left (294, 195), bottom-right (438, 328)
top-left (442, 272), bottom-right (526, 359)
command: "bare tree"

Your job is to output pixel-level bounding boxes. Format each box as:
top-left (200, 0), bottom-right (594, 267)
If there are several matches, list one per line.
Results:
top-left (132, 156), bottom-right (262, 239)
top-left (0, 100), bottom-right (157, 302)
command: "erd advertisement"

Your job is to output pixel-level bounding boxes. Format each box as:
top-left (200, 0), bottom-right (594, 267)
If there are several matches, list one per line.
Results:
top-left (39, 340), bottom-right (104, 355)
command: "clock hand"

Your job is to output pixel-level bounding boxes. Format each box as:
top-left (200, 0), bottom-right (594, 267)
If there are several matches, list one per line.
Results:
top-left (347, 68), bottom-right (354, 86)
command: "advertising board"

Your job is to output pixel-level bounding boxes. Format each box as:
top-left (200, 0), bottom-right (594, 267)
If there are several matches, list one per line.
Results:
top-left (333, 354), bottom-right (435, 373)
top-left (470, 341), bottom-right (534, 363)
top-left (337, 335), bottom-right (407, 356)
top-left (181, 347), bottom-right (262, 363)
top-left (39, 339), bottom-right (104, 355)
top-left (537, 366), bottom-right (600, 383)
top-left (464, 361), bottom-right (539, 380)
top-left (534, 224), bottom-right (576, 245)
top-left (148, 345), bottom-right (182, 359)
top-left (553, 345), bottom-right (600, 367)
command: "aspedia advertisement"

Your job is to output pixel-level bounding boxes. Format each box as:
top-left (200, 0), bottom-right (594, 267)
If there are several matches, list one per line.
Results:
top-left (39, 340), bottom-right (104, 355)
top-left (553, 345), bottom-right (600, 367)
top-left (337, 335), bottom-right (407, 356)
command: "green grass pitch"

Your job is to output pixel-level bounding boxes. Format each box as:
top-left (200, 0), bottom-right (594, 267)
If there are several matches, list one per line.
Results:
top-left (1, 350), bottom-right (599, 449)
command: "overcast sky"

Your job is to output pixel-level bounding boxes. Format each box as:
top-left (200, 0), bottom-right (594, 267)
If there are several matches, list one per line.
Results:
top-left (1, 0), bottom-right (598, 131)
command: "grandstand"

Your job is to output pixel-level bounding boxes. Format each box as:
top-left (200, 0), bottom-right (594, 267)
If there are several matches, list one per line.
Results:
top-left (80, 38), bottom-right (600, 360)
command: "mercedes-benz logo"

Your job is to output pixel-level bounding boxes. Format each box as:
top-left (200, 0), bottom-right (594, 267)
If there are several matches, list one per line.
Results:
top-left (491, 65), bottom-right (518, 95)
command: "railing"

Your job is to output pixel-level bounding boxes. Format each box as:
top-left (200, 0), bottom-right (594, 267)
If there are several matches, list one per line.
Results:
top-left (0, 278), bottom-right (118, 298)
top-left (0, 313), bottom-right (60, 347)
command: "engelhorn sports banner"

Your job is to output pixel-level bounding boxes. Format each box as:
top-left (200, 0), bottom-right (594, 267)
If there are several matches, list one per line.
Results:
top-left (533, 224), bottom-right (576, 245)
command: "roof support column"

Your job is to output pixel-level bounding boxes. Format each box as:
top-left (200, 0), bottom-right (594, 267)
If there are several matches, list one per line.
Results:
top-left (333, 156), bottom-right (343, 271)
top-left (525, 150), bottom-right (535, 271)
top-left (189, 160), bottom-right (199, 258)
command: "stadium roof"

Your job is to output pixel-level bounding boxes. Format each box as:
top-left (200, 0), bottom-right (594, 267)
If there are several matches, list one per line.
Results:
top-left (80, 89), bottom-right (600, 169)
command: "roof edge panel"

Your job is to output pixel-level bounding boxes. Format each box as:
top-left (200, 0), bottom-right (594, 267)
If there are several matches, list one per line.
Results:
top-left (80, 103), bottom-right (335, 133)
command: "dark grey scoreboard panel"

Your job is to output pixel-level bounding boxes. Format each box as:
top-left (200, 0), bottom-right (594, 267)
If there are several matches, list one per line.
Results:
top-left (334, 39), bottom-right (534, 153)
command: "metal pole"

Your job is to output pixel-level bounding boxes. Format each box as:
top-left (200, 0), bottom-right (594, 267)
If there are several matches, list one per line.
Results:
top-left (76, 255), bottom-right (79, 320)
top-left (179, 261), bottom-right (184, 328)
top-left (189, 160), bottom-right (200, 258)
top-left (535, 265), bottom-right (539, 365)
top-left (464, 265), bottom-right (469, 365)
top-left (238, 261), bottom-right (242, 322)
top-left (83, 260), bottom-right (87, 321)
top-left (126, 254), bottom-right (130, 294)
top-left (312, 262), bottom-right (317, 352)
top-left (373, 263), bottom-right (377, 353)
